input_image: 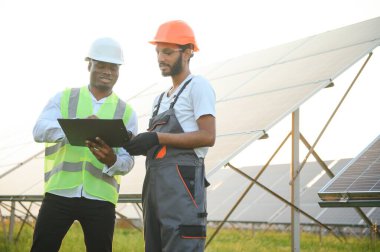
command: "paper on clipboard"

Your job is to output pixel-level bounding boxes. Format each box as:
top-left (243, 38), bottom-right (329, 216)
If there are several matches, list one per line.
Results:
top-left (57, 118), bottom-right (131, 147)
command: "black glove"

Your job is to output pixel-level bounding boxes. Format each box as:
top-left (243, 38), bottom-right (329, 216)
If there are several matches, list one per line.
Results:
top-left (124, 132), bottom-right (159, 156)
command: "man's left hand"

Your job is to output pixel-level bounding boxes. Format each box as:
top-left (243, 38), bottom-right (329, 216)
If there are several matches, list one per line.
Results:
top-left (86, 137), bottom-right (116, 167)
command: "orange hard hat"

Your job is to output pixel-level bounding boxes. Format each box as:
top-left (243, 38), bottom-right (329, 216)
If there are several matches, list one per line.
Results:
top-left (149, 20), bottom-right (199, 51)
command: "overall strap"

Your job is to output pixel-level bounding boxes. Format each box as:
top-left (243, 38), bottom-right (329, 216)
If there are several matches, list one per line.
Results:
top-left (170, 78), bottom-right (192, 108)
top-left (152, 92), bottom-right (165, 117)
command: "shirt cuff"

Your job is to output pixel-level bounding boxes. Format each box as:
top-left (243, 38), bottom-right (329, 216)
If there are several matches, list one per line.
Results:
top-left (102, 156), bottom-right (122, 176)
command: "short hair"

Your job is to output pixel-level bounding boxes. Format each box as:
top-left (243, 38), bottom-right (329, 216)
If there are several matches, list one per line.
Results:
top-left (179, 44), bottom-right (194, 51)
top-left (179, 44), bottom-right (194, 58)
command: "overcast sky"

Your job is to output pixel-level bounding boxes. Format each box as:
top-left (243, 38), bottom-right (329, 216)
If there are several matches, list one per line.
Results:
top-left (0, 0), bottom-right (379, 168)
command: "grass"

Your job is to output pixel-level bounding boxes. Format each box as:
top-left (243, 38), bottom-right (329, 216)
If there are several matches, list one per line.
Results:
top-left (206, 229), bottom-right (376, 252)
top-left (0, 222), bottom-right (376, 251)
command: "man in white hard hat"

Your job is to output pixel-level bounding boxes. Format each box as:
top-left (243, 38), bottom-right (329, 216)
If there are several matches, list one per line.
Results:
top-left (125, 20), bottom-right (216, 252)
top-left (30, 37), bottom-right (138, 252)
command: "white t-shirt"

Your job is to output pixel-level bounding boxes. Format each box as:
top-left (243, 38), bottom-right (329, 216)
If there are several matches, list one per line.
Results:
top-left (152, 74), bottom-right (216, 158)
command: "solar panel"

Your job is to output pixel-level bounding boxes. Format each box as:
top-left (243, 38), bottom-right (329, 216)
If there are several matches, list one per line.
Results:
top-left (203, 17), bottom-right (380, 173)
top-left (319, 135), bottom-right (380, 207)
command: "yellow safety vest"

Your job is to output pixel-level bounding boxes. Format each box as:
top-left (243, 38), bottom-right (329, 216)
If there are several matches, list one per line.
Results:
top-left (44, 86), bottom-right (133, 204)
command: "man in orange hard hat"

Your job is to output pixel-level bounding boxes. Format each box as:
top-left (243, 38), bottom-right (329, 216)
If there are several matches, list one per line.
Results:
top-left (125, 20), bottom-right (216, 251)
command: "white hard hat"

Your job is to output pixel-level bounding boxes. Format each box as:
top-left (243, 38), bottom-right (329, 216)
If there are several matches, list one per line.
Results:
top-left (86, 37), bottom-right (124, 65)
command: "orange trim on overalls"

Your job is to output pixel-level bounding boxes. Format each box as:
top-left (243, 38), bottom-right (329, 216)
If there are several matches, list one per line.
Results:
top-left (176, 165), bottom-right (198, 209)
top-left (155, 145), bottom-right (167, 159)
top-left (181, 235), bottom-right (206, 239)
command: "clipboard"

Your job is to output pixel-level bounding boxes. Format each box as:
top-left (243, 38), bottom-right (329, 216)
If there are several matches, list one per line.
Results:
top-left (57, 118), bottom-right (131, 147)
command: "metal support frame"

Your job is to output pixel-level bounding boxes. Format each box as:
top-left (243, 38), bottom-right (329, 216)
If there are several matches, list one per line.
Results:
top-left (205, 130), bottom-right (345, 248)
top-left (0, 207), bottom-right (7, 244)
top-left (205, 52), bottom-right (376, 248)
top-left (354, 208), bottom-right (379, 234)
top-left (0, 148), bottom-right (144, 244)
top-left (314, 52), bottom-right (380, 232)
top-left (0, 201), bottom-right (35, 242)
top-left (15, 202), bottom-right (33, 242)
top-left (227, 163), bottom-right (342, 241)
top-left (0, 194), bottom-right (143, 243)
top-left (319, 200), bottom-right (380, 208)
top-left (115, 211), bottom-right (142, 232)
top-left (371, 224), bottom-right (378, 251)
top-left (300, 134), bottom-right (334, 178)
top-left (206, 128), bottom-right (339, 248)
top-left (292, 52), bottom-right (373, 181)
top-left (205, 132), bottom-right (291, 248)
top-left (9, 202), bottom-right (15, 241)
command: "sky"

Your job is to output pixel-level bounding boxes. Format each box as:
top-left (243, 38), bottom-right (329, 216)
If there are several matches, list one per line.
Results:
top-left (0, 0), bottom-right (379, 170)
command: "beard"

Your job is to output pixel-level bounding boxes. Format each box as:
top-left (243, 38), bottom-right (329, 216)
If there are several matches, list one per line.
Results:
top-left (161, 53), bottom-right (183, 77)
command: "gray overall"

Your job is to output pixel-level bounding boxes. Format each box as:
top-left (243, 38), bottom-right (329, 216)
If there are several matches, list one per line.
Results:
top-left (143, 79), bottom-right (208, 252)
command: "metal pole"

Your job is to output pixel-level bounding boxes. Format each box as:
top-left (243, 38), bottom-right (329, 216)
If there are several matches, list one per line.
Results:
top-left (291, 110), bottom-right (300, 252)
top-left (15, 202), bottom-right (33, 242)
top-left (9, 201), bottom-right (15, 242)
top-left (0, 207), bottom-right (7, 241)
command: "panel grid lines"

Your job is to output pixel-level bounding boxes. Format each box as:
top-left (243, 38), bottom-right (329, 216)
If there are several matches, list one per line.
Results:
top-left (319, 135), bottom-right (380, 201)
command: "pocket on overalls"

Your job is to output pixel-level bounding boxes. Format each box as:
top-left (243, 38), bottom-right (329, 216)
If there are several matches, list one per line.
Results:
top-left (176, 165), bottom-right (197, 208)
top-left (147, 114), bottom-right (170, 131)
top-left (179, 225), bottom-right (206, 239)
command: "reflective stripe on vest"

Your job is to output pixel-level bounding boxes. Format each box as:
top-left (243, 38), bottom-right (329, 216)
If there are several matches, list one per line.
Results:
top-left (45, 139), bottom-right (68, 156)
top-left (69, 88), bottom-right (80, 118)
top-left (45, 161), bottom-right (120, 191)
top-left (44, 86), bottom-right (132, 204)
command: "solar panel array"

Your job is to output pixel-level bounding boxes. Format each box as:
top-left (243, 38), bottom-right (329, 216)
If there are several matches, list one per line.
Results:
top-left (319, 135), bottom-right (380, 206)
top-left (1, 17), bottom-right (380, 228)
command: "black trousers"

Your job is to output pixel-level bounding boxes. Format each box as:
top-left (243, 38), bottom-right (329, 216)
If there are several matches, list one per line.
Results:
top-left (30, 193), bottom-right (115, 252)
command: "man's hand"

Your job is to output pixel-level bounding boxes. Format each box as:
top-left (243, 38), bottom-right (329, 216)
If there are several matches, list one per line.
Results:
top-left (86, 137), bottom-right (116, 167)
top-left (86, 115), bottom-right (99, 119)
top-left (124, 132), bottom-right (159, 156)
